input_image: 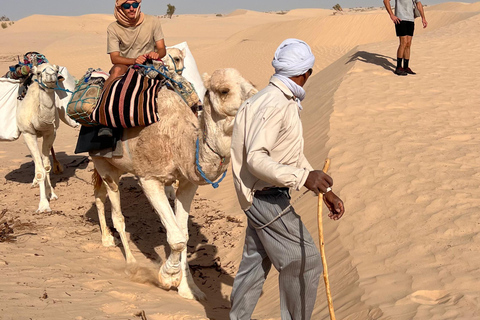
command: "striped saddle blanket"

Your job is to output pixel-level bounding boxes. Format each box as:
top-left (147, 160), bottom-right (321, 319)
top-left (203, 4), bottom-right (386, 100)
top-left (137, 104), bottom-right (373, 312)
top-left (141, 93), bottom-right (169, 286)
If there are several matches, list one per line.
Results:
top-left (90, 67), bottom-right (163, 128)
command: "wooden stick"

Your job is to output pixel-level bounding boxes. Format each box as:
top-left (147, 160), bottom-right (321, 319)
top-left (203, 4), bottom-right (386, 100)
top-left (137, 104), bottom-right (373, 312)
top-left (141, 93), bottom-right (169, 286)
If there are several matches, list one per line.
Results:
top-left (318, 158), bottom-right (336, 320)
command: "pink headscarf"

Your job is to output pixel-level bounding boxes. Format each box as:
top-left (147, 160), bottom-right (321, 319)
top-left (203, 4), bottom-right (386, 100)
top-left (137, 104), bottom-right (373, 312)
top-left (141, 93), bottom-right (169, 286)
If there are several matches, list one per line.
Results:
top-left (114, 0), bottom-right (144, 27)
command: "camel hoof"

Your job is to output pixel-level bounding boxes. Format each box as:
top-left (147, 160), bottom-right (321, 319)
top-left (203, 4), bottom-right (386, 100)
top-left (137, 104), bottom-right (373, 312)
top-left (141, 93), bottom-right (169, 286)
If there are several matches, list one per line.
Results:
top-left (53, 162), bottom-right (64, 174)
top-left (49, 193), bottom-right (58, 201)
top-left (31, 181), bottom-right (39, 188)
top-left (158, 263), bottom-right (182, 290)
top-left (178, 285), bottom-right (207, 301)
top-left (36, 205), bottom-right (52, 213)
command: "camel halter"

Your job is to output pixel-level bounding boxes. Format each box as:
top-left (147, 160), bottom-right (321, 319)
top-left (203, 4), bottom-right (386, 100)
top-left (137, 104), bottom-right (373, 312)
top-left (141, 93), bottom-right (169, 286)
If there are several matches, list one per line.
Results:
top-left (195, 137), bottom-right (227, 189)
top-left (167, 54), bottom-right (185, 74)
top-left (34, 66), bottom-right (73, 93)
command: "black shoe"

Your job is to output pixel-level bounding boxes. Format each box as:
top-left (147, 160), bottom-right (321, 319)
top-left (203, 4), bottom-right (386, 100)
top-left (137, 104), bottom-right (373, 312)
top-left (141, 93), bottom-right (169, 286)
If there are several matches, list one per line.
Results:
top-left (394, 67), bottom-right (408, 76)
top-left (98, 127), bottom-right (113, 137)
top-left (404, 67), bottom-right (416, 75)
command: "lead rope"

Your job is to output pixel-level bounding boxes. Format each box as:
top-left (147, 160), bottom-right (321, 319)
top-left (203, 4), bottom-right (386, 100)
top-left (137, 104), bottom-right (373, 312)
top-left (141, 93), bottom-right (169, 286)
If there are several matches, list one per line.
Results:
top-left (254, 189), bottom-right (310, 230)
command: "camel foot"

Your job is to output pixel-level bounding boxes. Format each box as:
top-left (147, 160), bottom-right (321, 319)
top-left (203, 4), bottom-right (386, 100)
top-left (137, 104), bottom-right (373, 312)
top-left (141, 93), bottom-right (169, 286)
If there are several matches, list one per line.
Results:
top-left (48, 192), bottom-right (58, 201)
top-left (31, 180), bottom-right (39, 188)
top-left (52, 162), bottom-right (64, 174)
top-left (101, 234), bottom-right (116, 247)
top-left (178, 283), bottom-right (207, 301)
top-left (36, 202), bottom-right (52, 213)
top-left (158, 262), bottom-right (182, 290)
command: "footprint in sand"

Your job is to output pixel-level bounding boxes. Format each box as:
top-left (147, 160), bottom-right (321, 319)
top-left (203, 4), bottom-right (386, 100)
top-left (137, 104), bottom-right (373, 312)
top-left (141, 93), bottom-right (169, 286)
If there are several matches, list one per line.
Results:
top-left (409, 290), bottom-right (463, 305)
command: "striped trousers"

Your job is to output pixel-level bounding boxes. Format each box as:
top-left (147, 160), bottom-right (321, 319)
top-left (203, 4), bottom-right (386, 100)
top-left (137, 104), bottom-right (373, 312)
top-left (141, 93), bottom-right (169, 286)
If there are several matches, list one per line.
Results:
top-left (230, 188), bottom-right (322, 320)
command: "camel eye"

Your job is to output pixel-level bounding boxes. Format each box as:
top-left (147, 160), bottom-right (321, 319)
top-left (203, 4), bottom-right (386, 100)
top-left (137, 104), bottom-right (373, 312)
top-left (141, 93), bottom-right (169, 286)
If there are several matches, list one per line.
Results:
top-left (174, 58), bottom-right (180, 62)
top-left (220, 88), bottom-right (230, 95)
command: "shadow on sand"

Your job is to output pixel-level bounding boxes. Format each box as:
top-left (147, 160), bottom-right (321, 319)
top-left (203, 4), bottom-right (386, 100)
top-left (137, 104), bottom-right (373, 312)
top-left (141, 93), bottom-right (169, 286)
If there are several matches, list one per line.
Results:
top-left (347, 50), bottom-right (396, 72)
top-left (84, 176), bottom-right (234, 320)
top-left (4, 152), bottom-right (89, 185)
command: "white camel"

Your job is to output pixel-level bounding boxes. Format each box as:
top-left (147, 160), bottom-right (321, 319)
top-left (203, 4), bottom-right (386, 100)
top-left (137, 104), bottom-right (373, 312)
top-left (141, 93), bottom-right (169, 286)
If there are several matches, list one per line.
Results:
top-left (16, 61), bottom-right (65, 213)
top-left (92, 68), bottom-right (257, 300)
top-left (162, 47), bottom-right (186, 75)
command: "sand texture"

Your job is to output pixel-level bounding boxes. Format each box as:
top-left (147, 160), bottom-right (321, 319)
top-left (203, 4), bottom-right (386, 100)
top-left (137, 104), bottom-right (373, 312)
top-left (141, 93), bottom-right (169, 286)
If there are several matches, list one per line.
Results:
top-left (1, 2), bottom-right (480, 319)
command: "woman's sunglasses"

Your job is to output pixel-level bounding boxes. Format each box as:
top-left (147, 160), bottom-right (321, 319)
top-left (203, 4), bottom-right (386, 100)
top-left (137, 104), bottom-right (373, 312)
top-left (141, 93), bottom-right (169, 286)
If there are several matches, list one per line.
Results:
top-left (121, 2), bottom-right (140, 9)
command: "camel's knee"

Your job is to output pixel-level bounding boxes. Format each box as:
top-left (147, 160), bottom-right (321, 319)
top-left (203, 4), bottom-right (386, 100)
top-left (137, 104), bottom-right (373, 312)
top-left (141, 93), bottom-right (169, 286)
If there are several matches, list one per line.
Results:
top-left (35, 170), bottom-right (46, 182)
top-left (44, 165), bottom-right (51, 173)
top-left (170, 241), bottom-right (186, 253)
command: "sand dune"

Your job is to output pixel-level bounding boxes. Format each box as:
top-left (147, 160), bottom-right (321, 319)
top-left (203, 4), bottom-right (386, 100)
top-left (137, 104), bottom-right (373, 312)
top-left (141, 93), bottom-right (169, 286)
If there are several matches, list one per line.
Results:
top-left (1, 2), bottom-right (480, 319)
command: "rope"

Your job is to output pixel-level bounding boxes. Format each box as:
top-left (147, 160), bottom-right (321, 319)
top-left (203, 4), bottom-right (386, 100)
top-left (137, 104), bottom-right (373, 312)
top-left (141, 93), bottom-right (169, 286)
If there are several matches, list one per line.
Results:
top-left (135, 64), bottom-right (184, 89)
top-left (168, 54), bottom-right (185, 74)
top-left (33, 67), bottom-right (74, 93)
top-left (195, 137), bottom-right (227, 189)
top-left (254, 189), bottom-right (310, 230)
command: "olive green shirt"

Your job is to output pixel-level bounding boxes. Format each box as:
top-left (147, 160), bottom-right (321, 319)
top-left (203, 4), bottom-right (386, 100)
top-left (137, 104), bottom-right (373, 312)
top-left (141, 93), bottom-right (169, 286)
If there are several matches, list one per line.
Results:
top-left (107, 14), bottom-right (164, 59)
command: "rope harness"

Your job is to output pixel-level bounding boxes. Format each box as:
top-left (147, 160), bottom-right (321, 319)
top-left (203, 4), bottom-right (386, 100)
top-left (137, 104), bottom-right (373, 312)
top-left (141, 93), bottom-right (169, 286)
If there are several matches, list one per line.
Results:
top-left (254, 189), bottom-right (310, 230)
top-left (167, 54), bottom-right (185, 74)
top-left (195, 137), bottom-right (227, 189)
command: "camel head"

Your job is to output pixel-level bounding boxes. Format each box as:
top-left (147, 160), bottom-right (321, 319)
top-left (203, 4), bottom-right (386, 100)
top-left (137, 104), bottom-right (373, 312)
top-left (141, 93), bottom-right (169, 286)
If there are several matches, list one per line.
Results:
top-left (202, 68), bottom-right (257, 136)
top-left (31, 63), bottom-right (63, 90)
top-left (163, 47), bottom-right (186, 75)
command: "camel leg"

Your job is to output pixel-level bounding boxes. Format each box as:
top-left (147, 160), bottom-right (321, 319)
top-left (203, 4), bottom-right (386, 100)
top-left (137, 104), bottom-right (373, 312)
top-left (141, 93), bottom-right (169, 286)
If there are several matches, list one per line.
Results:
top-left (22, 133), bottom-right (51, 212)
top-left (51, 147), bottom-right (64, 174)
top-left (94, 159), bottom-right (137, 264)
top-left (139, 177), bottom-right (186, 290)
top-left (94, 173), bottom-right (116, 247)
top-left (41, 133), bottom-right (58, 201)
top-left (175, 180), bottom-right (207, 301)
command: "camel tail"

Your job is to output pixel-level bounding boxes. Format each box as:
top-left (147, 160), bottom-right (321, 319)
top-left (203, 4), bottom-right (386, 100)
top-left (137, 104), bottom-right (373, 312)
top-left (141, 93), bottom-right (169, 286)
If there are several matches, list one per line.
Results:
top-left (92, 168), bottom-right (103, 192)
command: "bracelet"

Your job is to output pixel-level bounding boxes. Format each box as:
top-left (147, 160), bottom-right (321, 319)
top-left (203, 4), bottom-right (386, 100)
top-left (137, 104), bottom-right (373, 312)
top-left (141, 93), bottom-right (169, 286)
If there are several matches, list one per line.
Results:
top-left (323, 187), bottom-right (332, 195)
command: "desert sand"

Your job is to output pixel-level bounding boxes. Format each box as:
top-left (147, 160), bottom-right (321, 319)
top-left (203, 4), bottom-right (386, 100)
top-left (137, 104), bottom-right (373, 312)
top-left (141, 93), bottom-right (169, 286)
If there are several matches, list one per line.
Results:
top-left (1, 2), bottom-right (480, 319)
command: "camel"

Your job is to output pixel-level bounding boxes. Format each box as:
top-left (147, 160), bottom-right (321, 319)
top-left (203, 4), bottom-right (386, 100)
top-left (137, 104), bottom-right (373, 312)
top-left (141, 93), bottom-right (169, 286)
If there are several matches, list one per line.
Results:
top-left (162, 47), bottom-right (186, 75)
top-left (92, 68), bottom-right (257, 300)
top-left (16, 61), bottom-right (65, 213)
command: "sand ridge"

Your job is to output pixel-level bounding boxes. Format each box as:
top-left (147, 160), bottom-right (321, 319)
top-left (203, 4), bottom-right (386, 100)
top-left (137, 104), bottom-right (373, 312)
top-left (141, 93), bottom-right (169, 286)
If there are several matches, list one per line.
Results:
top-left (1, 3), bottom-right (480, 319)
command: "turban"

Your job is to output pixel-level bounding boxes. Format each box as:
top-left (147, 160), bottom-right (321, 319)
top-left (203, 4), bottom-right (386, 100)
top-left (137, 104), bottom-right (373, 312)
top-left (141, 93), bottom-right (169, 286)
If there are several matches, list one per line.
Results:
top-left (272, 39), bottom-right (315, 77)
top-left (114, 0), bottom-right (144, 27)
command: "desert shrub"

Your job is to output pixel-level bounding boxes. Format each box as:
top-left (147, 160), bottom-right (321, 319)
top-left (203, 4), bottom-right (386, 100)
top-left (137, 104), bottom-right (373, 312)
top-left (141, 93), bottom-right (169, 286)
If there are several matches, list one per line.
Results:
top-left (1, 22), bottom-right (7, 29)
top-left (166, 4), bottom-right (176, 19)
top-left (333, 4), bottom-right (343, 11)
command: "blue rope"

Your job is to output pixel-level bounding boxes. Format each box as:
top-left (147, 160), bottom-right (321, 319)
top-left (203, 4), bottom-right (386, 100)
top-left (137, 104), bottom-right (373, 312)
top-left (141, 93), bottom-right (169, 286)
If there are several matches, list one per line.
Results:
top-left (195, 137), bottom-right (227, 189)
top-left (168, 54), bottom-right (185, 74)
top-left (33, 67), bottom-right (74, 93)
top-left (135, 64), bottom-right (184, 89)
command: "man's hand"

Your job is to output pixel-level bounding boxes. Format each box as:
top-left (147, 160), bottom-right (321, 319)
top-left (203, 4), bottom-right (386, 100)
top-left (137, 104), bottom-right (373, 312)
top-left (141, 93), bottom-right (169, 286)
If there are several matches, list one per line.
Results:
top-left (147, 51), bottom-right (160, 60)
top-left (422, 18), bottom-right (428, 28)
top-left (324, 192), bottom-right (345, 220)
top-left (135, 54), bottom-right (147, 65)
top-left (304, 170), bottom-right (333, 195)
top-left (390, 14), bottom-right (401, 24)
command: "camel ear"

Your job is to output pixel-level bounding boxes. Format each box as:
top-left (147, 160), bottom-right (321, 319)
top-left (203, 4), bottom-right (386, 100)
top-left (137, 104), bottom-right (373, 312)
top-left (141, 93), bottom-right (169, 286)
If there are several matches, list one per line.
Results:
top-left (56, 66), bottom-right (65, 82)
top-left (242, 81), bottom-right (257, 99)
top-left (181, 48), bottom-right (186, 58)
top-left (202, 73), bottom-right (211, 88)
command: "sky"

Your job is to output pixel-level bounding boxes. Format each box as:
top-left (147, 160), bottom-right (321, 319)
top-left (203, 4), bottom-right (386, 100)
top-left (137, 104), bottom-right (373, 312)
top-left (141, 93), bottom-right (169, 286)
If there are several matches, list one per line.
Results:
top-left (1, 0), bottom-right (478, 21)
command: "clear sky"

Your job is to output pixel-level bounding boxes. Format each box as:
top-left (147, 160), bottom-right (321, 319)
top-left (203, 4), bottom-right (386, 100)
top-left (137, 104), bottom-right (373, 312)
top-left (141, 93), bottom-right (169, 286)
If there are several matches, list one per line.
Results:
top-left (2, 0), bottom-right (477, 21)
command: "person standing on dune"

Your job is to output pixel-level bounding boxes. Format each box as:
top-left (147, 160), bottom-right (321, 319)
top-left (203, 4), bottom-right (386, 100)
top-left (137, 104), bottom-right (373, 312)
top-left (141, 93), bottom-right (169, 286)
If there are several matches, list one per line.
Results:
top-left (229, 38), bottom-right (345, 320)
top-left (384, 0), bottom-right (428, 76)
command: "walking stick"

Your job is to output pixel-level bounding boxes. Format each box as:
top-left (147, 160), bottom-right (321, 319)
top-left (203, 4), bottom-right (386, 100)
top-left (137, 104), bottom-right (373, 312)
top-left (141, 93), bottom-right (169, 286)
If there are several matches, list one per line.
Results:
top-left (318, 158), bottom-right (336, 320)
